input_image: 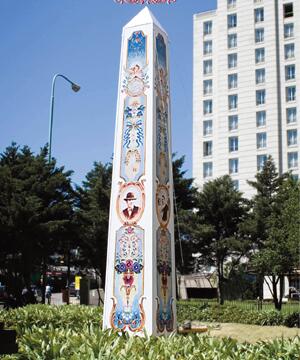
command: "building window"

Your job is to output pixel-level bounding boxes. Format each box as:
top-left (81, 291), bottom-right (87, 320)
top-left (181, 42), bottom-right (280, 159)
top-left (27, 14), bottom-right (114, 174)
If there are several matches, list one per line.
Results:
top-left (228, 73), bottom-right (238, 89)
top-left (254, 8), bottom-right (264, 23)
top-left (257, 132), bottom-right (267, 149)
top-left (285, 64), bottom-right (295, 81)
top-left (287, 107), bottom-right (297, 124)
top-left (228, 33), bottom-right (237, 49)
top-left (256, 89), bottom-right (266, 105)
top-left (255, 28), bottom-right (264, 43)
top-left (203, 120), bottom-right (213, 136)
top-left (228, 53), bottom-right (237, 68)
top-left (256, 110), bottom-right (266, 127)
top-left (228, 94), bottom-right (238, 110)
top-left (284, 23), bottom-right (294, 38)
top-left (257, 154), bottom-right (267, 171)
top-left (203, 162), bottom-right (213, 178)
top-left (285, 43), bottom-right (295, 59)
top-left (286, 86), bottom-right (296, 102)
top-left (256, 68), bottom-right (265, 84)
top-left (203, 60), bottom-right (213, 75)
top-left (233, 180), bottom-right (239, 190)
top-left (203, 141), bottom-right (213, 156)
top-left (228, 115), bottom-right (238, 131)
top-left (203, 100), bottom-right (213, 115)
top-left (229, 136), bottom-right (238, 152)
top-left (255, 48), bottom-right (265, 63)
top-left (288, 152), bottom-right (298, 168)
top-left (203, 21), bottom-right (212, 35)
top-left (227, 0), bottom-right (236, 9)
top-left (203, 79), bottom-right (213, 95)
top-left (203, 40), bottom-right (212, 55)
top-left (287, 129), bottom-right (297, 146)
top-left (228, 14), bottom-right (237, 29)
top-left (284, 3), bottom-right (293, 18)
top-left (229, 158), bottom-right (239, 174)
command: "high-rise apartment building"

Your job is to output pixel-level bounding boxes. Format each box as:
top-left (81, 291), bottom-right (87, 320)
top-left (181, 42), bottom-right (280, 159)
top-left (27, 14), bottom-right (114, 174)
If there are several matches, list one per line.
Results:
top-left (193, 0), bottom-right (299, 197)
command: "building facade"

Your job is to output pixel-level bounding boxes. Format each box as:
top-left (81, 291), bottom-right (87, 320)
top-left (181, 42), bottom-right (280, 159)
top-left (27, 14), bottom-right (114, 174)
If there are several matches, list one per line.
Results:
top-left (193, 0), bottom-right (299, 197)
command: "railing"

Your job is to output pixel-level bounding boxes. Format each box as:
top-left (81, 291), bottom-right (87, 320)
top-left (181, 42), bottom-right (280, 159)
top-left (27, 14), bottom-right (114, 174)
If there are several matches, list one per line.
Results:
top-left (178, 299), bottom-right (300, 314)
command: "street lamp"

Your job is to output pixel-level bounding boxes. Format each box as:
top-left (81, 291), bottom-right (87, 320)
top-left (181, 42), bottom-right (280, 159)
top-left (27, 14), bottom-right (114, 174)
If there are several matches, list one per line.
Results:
top-left (48, 73), bottom-right (81, 163)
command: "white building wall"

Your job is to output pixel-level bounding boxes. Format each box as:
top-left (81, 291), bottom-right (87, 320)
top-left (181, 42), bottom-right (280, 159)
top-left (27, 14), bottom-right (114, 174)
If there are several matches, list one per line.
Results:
top-left (193, 0), bottom-right (299, 198)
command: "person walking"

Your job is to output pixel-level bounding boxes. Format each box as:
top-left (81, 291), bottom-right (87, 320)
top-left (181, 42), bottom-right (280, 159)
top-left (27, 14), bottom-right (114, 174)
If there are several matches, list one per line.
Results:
top-left (45, 285), bottom-right (52, 305)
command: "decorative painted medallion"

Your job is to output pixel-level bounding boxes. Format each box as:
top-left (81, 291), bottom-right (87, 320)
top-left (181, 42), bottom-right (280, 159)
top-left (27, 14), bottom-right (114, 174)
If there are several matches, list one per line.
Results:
top-left (122, 31), bottom-right (149, 97)
top-left (111, 226), bottom-right (145, 332)
top-left (122, 65), bottom-right (149, 97)
top-left (120, 97), bottom-right (146, 182)
top-left (155, 33), bottom-right (169, 185)
top-left (117, 182), bottom-right (145, 225)
top-left (156, 227), bottom-right (173, 332)
top-left (156, 184), bottom-right (170, 228)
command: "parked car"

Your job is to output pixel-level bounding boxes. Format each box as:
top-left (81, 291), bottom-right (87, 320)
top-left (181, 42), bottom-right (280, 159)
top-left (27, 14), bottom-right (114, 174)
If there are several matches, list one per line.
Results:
top-left (289, 287), bottom-right (300, 300)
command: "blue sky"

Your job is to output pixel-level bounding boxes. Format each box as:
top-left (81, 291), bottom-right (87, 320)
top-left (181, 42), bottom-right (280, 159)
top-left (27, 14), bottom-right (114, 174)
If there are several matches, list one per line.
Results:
top-left (0, 0), bottom-right (216, 185)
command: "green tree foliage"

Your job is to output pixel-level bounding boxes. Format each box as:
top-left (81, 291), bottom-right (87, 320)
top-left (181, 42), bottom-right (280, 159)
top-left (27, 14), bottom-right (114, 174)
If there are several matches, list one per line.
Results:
top-left (247, 156), bottom-right (285, 247)
top-left (172, 155), bottom-right (198, 274)
top-left (0, 143), bottom-right (75, 298)
top-left (190, 175), bottom-right (249, 304)
top-left (249, 158), bottom-right (300, 310)
top-left (75, 162), bottom-right (112, 290)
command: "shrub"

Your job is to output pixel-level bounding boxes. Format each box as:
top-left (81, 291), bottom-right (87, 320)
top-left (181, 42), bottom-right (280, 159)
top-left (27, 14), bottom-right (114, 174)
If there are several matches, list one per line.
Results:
top-left (284, 312), bottom-right (300, 328)
top-left (1, 305), bottom-right (300, 359)
top-left (177, 303), bottom-right (290, 327)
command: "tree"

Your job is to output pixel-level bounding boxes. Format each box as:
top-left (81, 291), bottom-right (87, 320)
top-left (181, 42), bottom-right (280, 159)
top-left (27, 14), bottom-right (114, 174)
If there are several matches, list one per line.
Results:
top-left (249, 158), bottom-right (299, 310)
top-left (76, 162), bottom-right (112, 298)
top-left (190, 175), bottom-right (249, 304)
top-left (0, 143), bottom-right (75, 301)
top-left (247, 156), bottom-right (285, 248)
top-left (172, 155), bottom-right (198, 274)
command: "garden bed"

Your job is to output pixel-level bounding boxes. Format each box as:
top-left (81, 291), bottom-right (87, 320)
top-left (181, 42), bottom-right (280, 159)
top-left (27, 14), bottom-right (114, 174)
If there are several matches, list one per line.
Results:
top-left (0, 305), bottom-right (300, 359)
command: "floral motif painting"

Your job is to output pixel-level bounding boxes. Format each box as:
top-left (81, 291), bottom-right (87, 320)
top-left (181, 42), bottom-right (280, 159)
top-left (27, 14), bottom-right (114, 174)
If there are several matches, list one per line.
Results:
top-left (120, 30), bottom-right (148, 182)
top-left (120, 97), bottom-right (146, 182)
top-left (111, 226), bottom-right (145, 332)
top-left (155, 33), bottom-right (169, 185)
top-left (156, 227), bottom-right (173, 332)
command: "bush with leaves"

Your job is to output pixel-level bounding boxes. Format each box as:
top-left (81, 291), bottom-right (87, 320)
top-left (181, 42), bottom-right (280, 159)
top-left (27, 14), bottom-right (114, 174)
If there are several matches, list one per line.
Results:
top-left (177, 303), bottom-right (300, 327)
top-left (1, 305), bottom-right (300, 359)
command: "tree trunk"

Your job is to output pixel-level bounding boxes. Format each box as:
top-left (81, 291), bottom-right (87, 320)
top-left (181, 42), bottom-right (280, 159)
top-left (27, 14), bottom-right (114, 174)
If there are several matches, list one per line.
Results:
top-left (272, 275), bottom-right (281, 311)
top-left (217, 263), bottom-right (224, 305)
top-left (278, 275), bottom-right (284, 311)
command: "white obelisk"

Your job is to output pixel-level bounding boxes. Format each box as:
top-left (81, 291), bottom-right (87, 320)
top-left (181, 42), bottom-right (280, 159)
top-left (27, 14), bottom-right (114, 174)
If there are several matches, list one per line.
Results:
top-left (103, 7), bottom-right (176, 336)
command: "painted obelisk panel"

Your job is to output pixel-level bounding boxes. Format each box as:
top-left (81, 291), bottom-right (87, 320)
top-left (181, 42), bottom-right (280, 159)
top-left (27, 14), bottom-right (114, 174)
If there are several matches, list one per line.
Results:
top-left (154, 29), bottom-right (176, 334)
top-left (103, 7), bottom-right (176, 336)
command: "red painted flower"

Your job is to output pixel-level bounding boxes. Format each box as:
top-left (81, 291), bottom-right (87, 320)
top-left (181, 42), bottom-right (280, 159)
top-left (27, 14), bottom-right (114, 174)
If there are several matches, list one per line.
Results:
top-left (126, 259), bottom-right (134, 270)
top-left (123, 273), bottom-right (134, 287)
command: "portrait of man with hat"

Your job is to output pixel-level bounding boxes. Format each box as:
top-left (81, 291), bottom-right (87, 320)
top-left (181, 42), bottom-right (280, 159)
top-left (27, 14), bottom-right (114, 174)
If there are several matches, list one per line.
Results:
top-left (122, 191), bottom-right (140, 220)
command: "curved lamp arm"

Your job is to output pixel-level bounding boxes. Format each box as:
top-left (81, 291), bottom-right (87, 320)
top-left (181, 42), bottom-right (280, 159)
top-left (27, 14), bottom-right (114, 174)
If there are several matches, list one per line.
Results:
top-left (48, 74), bottom-right (81, 163)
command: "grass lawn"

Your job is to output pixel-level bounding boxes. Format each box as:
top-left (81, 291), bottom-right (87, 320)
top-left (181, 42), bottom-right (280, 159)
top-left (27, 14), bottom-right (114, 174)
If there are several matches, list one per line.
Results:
top-left (201, 322), bottom-right (300, 343)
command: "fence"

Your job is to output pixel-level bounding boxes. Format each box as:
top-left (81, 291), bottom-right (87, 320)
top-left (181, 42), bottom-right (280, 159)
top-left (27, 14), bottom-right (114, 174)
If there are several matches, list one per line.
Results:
top-left (179, 299), bottom-right (300, 314)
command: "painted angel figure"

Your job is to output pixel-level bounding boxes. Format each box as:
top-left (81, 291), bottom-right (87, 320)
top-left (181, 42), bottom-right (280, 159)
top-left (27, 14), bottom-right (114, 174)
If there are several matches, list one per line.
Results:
top-left (122, 64), bottom-right (149, 97)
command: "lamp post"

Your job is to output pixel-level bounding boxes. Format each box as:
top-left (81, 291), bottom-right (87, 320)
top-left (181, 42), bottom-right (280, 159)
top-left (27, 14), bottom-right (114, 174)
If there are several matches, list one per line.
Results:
top-left (47, 74), bottom-right (80, 305)
top-left (48, 73), bottom-right (80, 163)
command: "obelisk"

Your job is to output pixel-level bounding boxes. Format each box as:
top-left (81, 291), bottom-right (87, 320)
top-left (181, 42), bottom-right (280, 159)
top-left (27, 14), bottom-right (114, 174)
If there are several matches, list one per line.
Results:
top-left (103, 7), bottom-right (176, 336)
